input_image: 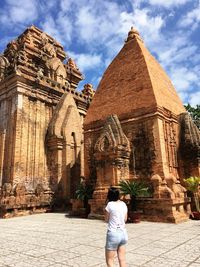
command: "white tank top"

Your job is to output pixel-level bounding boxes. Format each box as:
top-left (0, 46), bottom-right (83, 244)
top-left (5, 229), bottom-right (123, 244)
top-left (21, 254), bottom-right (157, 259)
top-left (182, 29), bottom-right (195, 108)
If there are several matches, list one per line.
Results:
top-left (105, 201), bottom-right (128, 231)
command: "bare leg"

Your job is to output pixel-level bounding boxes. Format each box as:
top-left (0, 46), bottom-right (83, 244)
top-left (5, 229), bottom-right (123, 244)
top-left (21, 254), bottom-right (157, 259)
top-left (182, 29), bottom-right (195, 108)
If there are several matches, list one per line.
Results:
top-left (117, 245), bottom-right (127, 267)
top-left (105, 249), bottom-right (116, 267)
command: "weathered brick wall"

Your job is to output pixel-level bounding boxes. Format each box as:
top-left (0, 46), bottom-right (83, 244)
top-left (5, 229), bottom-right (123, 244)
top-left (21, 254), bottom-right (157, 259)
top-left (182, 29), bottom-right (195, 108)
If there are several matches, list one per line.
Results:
top-left (0, 95), bottom-right (16, 186)
top-left (84, 112), bottom-right (181, 185)
top-left (13, 93), bottom-right (52, 189)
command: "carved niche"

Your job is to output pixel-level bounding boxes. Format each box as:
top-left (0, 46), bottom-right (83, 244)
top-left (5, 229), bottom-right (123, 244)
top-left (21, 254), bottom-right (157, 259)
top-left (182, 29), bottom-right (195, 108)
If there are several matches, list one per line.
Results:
top-left (94, 114), bottom-right (130, 186)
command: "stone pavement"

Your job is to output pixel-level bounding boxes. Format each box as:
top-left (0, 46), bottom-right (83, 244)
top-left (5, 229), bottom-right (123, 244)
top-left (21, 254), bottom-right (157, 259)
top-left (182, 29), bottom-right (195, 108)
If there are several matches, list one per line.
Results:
top-left (0, 213), bottom-right (200, 267)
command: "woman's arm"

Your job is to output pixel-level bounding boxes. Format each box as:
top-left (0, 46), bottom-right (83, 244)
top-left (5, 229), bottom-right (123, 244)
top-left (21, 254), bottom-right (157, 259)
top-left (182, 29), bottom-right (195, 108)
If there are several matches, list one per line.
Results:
top-left (124, 212), bottom-right (128, 222)
top-left (105, 210), bottom-right (110, 222)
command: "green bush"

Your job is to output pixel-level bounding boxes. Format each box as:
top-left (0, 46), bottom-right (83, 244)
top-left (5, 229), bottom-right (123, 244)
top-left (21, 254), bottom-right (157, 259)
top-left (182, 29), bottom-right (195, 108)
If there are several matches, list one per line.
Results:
top-left (75, 182), bottom-right (94, 208)
top-left (184, 176), bottom-right (200, 212)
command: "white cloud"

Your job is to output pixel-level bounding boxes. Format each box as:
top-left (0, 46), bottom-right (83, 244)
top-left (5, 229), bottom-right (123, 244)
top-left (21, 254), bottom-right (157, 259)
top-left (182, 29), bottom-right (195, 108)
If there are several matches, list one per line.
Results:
top-left (178, 91), bottom-right (189, 104)
top-left (41, 16), bottom-right (63, 44)
top-left (178, 4), bottom-right (200, 29)
top-left (189, 91), bottom-right (200, 106)
top-left (56, 12), bottom-right (72, 43)
top-left (170, 66), bottom-right (199, 91)
top-left (100, 7), bottom-right (164, 69)
top-left (60, 0), bottom-right (75, 12)
top-left (3, 0), bottom-right (38, 24)
top-left (149, 0), bottom-right (189, 7)
top-left (68, 52), bottom-right (102, 72)
top-left (75, 1), bottom-right (122, 46)
top-left (141, 25), bottom-right (200, 104)
top-left (158, 44), bottom-right (198, 68)
top-left (0, 36), bottom-right (15, 52)
top-left (129, 0), bottom-right (192, 8)
top-left (119, 8), bottom-right (164, 44)
top-left (41, 12), bottom-right (72, 45)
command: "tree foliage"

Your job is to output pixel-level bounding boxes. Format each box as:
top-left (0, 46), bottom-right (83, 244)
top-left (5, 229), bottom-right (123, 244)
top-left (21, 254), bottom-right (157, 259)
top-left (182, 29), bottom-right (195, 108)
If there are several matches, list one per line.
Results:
top-left (184, 176), bottom-right (200, 212)
top-left (184, 104), bottom-right (200, 129)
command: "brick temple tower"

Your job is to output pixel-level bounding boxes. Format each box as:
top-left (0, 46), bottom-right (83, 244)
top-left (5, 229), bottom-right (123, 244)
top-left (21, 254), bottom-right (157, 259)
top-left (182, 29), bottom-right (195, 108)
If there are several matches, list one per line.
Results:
top-left (0, 26), bottom-right (93, 217)
top-left (84, 27), bottom-right (200, 223)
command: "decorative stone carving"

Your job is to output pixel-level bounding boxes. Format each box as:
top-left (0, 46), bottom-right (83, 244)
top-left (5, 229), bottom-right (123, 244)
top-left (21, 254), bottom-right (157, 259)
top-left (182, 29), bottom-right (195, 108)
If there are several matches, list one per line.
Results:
top-left (65, 58), bottom-right (83, 90)
top-left (89, 115), bottom-right (130, 218)
top-left (0, 26), bottom-right (83, 92)
top-left (2, 183), bottom-right (13, 198)
top-left (4, 40), bottom-right (19, 72)
top-left (14, 183), bottom-right (26, 197)
top-left (0, 55), bottom-right (9, 81)
top-left (67, 58), bottom-right (78, 70)
top-left (41, 33), bottom-right (57, 57)
top-left (39, 32), bottom-right (67, 84)
top-left (18, 30), bottom-right (34, 46)
top-left (95, 114), bottom-right (130, 154)
top-left (46, 57), bottom-right (67, 84)
top-left (36, 66), bottom-right (44, 81)
top-left (151, 174), bottom-right (174, 199)
top-left (167, 175), bottom-right (186, 198)
top-left (35, 184), bottom-right (44, 197)
top-left (82, 83), bottom-right (95, 98)
top-left (164, 121), bottom-right (179, 176)
top-left (125, 26), bottom-right (143, 43)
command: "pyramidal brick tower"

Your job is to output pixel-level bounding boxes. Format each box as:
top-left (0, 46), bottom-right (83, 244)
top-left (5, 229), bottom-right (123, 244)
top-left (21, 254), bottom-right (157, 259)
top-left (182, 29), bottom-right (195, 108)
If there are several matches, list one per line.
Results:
top-left (84, 27), bottom-right (200, 223)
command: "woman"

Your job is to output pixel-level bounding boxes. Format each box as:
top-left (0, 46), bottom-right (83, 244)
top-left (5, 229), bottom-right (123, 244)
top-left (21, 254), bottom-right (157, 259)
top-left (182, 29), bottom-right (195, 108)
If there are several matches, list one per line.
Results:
top-left (105, 187), bottom-right (128, 267)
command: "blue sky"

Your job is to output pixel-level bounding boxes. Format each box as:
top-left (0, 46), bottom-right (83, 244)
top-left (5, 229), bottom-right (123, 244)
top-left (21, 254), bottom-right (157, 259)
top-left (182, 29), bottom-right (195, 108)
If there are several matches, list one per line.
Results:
top-left (0, 0), bottom-right (199, 106)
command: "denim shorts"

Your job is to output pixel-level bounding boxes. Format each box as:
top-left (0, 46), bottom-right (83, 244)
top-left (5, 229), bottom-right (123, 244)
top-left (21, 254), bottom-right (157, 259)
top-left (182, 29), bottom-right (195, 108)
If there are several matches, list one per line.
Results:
top-left (105, 229), bottom-right (128, 250)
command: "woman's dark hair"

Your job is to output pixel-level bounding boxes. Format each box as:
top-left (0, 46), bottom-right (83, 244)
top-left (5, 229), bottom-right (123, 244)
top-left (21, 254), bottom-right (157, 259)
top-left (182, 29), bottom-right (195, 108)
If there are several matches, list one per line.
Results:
top-left (107, 187), bottom-right (120, 202)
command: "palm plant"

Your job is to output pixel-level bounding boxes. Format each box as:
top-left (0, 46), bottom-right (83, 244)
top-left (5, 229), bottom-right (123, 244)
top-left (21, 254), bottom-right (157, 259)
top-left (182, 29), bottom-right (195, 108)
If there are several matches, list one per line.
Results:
top-left (119, 180), bottom-right (150, 211)
top-left (75, 182), bottom-right (94, 208)
top-left (184, 176), bottom-right (200, 213)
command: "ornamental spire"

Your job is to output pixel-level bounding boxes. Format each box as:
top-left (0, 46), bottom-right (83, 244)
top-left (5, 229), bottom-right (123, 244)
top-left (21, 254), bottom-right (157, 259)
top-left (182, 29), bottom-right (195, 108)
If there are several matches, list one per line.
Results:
top-left (125, 26), bottom-right (143, 43)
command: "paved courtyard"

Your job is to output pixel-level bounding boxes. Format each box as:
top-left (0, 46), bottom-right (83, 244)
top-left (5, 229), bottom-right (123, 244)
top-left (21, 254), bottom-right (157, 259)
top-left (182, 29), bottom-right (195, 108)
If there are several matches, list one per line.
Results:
top-left (0, 213), bottom-right (200, 267)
